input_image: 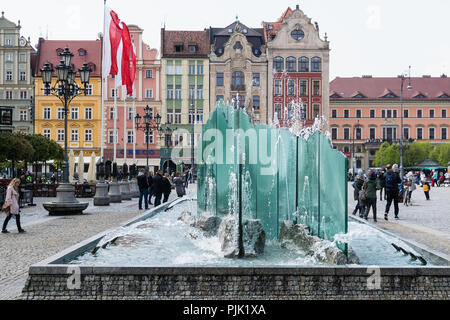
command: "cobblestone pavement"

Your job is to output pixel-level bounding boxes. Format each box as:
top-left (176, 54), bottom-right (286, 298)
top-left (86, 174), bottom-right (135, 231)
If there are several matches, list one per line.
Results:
top-left (0, 189), bottom-right (181, 300)
top-left (348, 183), bottom-right (450, 257)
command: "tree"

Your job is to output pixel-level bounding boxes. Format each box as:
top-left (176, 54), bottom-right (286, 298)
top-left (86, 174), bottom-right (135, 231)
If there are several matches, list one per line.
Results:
top-left (0, 132), bottom-right (34, 177)
top-left (403, 142), bottom-right (434, 167)
top-left (435, 144), bottom-right (450, 166)
top-left (374, 142), bottom-right (400, 167)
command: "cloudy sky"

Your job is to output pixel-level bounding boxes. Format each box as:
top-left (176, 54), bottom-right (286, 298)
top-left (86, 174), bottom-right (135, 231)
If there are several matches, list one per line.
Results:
top-left (4, 0), bottom-right (450, 79)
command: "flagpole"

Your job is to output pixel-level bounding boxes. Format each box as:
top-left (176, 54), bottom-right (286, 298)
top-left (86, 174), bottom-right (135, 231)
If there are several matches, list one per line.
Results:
top-left (100, 0), bottom-right (107, 162)
top-left (132, 85), bottom-right (136, 165)
top-left (114, 90), bottom-right (117, 163)
top-left (123, 86), bottom-right (127, 166)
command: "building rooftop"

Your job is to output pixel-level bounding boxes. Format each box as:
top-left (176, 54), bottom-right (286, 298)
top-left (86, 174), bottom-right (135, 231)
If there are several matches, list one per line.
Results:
top-left (34, 38), bottom-right (102, 77)
top-left (161, 29), bottom-right (209, 58)
top-left (330, 76), bottom-right (450, 100)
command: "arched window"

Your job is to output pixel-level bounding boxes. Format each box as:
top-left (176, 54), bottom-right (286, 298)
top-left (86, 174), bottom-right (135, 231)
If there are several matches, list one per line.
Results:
top-left (231, 71), bottom-right (245, 91)
top-left (273, 57), bottom-right (284, 73)
top-left (286, 57), bottom-right (296, 72)
top-left (299, 57), bottom-right (309, 72)
top-left (311, 57), bottom-right (322, 72)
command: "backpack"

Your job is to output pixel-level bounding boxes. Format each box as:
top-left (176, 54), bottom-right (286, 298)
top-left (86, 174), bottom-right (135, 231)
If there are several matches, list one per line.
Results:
top-left (385, 172), bottom-right (395, 188)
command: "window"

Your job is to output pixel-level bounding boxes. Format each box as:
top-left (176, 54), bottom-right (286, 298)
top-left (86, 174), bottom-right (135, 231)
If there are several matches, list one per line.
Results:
top-left (189, 85), bottom-right (195, 100)
top-left (175, 64), bottom-right (182, 75)
top-left (231, 71), bottom-right (245, 91)
top-left (85, 108), bottom-right (93, 120)
top-left (188, 45), bottom-right (197, 53)
top-left (417, 128), bottom-right (423, 140)
top-left (57, 130), bottom-right (65, 142)
top-left (71, 130), bottom-right (79, 142)
top-left (370, 128), bottom-right (376, 140)
top-left (300, 80), bottom-right (307, 96)
top-left (370, 110), bottom-right (375, 118)
top-left (189, 64), bottom-right (196, 75)
top-left (19, 54), bottom-right (26, 63)
top-left (291, 29), bottom-right (305, 40)
top-left (57, 108), bottom-right (65, 120)
top-left (288, 80), bottom-right (295, 96)
top-left (417, 110), bottom-right (423, 118)
top-left (216, 95), bottom-right (224, 102)
top-left (85, 84), bottom-right (93, 96)
top-left (175, 85), bottom-right (182, 100)
top-left (217, 73), bottom-right (224, 86)
top-left (109, 107), bottom-right (115, 120)
top-left (111, 89), bottom-right (118, 98)
top-left (442, 128), bottom-right (448, 140)
top-left (20, 110), bottom-right (28, 121)
top-left (430, 109), bottom-right (435, 118)
top-left (387, 110), bottom-right (392, 118)
top-left (429, 128), bottom-right (435, 140)
top-left (383, 127), bottom-right (397, 141)
top-left (127, 130), bottom-right (134, 144)
top-left (274, 80), bottom-right (282, 96)
top-left (403, 128), bottom-right (410, 140)
top-left (196, 110), bottom-right (204, 124)
top-left (5, 39), bottom-right (12, 46)
top-left (187, 133), bottom-right (195, 146)
top-left (274, 104), bottom-right (282, 120)
top-left (311, 57), bottom-right (322, 72)
top-left (167, 85), bottom-right (174, 100)
top-left (108, 130), bottom-right (116, 144)
top-left (355, 127), bottom-right (362, 140)
top-left (252, 73), bottom-right (260, 86)
top-left (286, 57), bottom-right (296, 72)
top-left (128, 107), bottom-right (134, 121)
top-left (253, 96), bottom-right (260, 109)
top-left (145, 70), bottom-right (153, 78)
top-left (20, 72), bottom-right (26, 81)
top-left (189, 109), bottom-right (195, 124)
top-left (197, 64), bottom-right (204, 75)
top-left (332, 110), bottom-right (337, 118)
top-left (313, 104), bottom-right (320, 119)
top-left (197, 86), bottom-right (203, 100)
top-left (146, 89), bottom-right (153, 99)
top-left (166, 64), bottom-right (174, 75)
top-left (442, 109), bottom-right (447, 118)
top-left (331, 128), bottom-right (338, 140)
top-left (393, 110), bottom-right (397, 118)
top-left (344, 128), bottom-right (350, 140)
top-left (167, 113), bottom-right (173, 124)
top-left (313, 80), bottom-right (321, 96)
top-left (404, 109), bottom-right (409, 118)
top-left (382, 110), bottom-right (386, 118)
top-left (6, 53), bottom-right (13, 62)
top-left (344, 147), bottom-right (350, 153)
top-left (273, 57), bottom-right (284, 72)
top-left (6, 71), bottom-right (13, 81)
top-left (174, 45), bottom-right (183, 52)
top-left (85, 129), bottom-right (93, 142)
top-left (43, 129), bottom-right (51, 139)
top-left (147, 132), bottom-right (154, 145)
top-left (71, 108), bottom-right (79, 120)
top-left (44, 108), bottom-right (51, 120)
top-left (299, 57), bottom-right (309, 72)
top-left (356, 110), bottom-right (362, 118)
top-left (344, 110), bottom-right (349, 118)
top-left (20, 91), bottom-right (27, 99)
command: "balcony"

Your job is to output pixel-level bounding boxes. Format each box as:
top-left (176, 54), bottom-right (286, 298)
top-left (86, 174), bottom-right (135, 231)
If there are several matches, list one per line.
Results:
top-left (231, 85), bottom-right (246, 92)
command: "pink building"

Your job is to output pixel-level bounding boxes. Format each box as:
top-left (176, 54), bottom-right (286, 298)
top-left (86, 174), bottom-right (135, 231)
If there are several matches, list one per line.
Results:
top-left (104, 25), bottom-right (162, 169)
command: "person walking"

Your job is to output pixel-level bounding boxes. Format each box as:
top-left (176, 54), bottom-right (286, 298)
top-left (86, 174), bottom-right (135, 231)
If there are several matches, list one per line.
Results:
top-left (152, 171), bottom-right (163, 207)
top-left (2, 178), bottom-right (25, 234)
top-left (137, 169), bottom-right (149, 211)
top-left (423, 182), bottom-right (431, 200)
top-left (378, 170), bottom-right (386, 201)
top-left (352, 170), bottom-right (365, 217)
top-left (363, 170), bottom-right (381, 222)
top-left (162, 173), bottom-right (173, 203)
top-left (147, 171), bottom-right (154, 205)
top-left (384, 164), bottom-right (402, 221)
top-left (174, 172), bottom-right (186, 198)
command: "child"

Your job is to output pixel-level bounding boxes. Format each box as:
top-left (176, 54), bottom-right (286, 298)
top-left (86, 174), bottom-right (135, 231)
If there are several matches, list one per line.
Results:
top-left (423, 182), bottom-right (431, 201)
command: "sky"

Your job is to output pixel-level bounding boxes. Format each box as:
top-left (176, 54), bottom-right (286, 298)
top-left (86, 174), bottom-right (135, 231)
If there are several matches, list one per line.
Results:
top-left (4, 0), bottom-right (450, 80)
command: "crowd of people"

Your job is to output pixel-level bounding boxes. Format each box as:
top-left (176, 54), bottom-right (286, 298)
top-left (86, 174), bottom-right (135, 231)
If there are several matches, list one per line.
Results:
top-left (352, 165), bottom-right (449, 223)
top-left (137, 169), bottom-right (192, 211)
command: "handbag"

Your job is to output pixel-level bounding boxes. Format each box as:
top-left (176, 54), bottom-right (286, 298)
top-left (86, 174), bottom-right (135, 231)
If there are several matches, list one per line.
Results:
top-left (2, 202), bottom-right (11, 216)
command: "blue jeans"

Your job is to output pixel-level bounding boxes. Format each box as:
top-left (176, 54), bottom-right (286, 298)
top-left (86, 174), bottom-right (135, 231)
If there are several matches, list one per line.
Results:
top-left (139, 189), bottom-right (149, 210)
top-left (154, 193), bottom-right (162, 207)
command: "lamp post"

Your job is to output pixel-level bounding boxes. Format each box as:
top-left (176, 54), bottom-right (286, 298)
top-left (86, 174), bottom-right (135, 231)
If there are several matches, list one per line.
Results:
top-left (352, 120), bottom-right (360, 178)
top-left (135, 105), bottom-right (161, 172)
top-left (190, 101), bottom-right (195, 181)
top-left (159, 126), bottom-right (175, 174)
top-left (400, 66), bottom-right (412, 180)
top-left (41, 47), bottom-right (91, 215)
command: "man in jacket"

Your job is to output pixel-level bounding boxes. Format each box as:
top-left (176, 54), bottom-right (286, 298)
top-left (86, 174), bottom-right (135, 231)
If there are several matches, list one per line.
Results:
top-left (378, 170), bottom-right (386, 201)
top-left (137, 169), bottom-right (149, 210)
top-left (352, 170), bottom-right (365, 217)
top-left (363, 170), bottom-right (381, 222)
top-left (147, 171), bottom-right (154, 205)
top-left (384, 164), bottom-right (402, 221)
top-left (152, 171), bottom-right (163, 207)
top-left (162, 173), bottom-right (172, 203)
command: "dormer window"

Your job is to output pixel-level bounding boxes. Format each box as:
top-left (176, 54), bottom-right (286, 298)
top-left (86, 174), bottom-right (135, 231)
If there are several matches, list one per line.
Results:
top-left (243, 29), bottom-right (248, 34)
top-left (188, 45), bottom-right (197, 53)
top-left (174, 44), bottom-right (184, 52)
top-left (233, 41), bottom-right (243, 50)
top-left (228, 28), bottom-right (233, 33)
top-left (78, 49), bottom-right (87, 56)
top-left (291, 28), bottom-right (305, 40)
top-left (56, 48), bottom-right (64, 55)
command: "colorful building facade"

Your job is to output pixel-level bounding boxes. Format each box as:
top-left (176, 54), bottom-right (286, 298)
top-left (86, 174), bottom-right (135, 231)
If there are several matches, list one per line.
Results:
top-left (330, 76), bottom-right (450, 170)
top-left (33, 39), bottom-right (102, 156)
top-left (104, 24), bottom-right (162, 169)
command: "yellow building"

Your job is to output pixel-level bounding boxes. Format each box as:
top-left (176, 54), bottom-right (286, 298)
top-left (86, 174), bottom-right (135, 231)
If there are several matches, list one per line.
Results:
top-left (33, 39), bottom-right (102, 157)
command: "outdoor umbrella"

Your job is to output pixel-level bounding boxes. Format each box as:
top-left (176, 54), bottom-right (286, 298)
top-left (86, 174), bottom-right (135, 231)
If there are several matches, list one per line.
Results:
top-left (68, 150), bottom-right (75, 184)
top-left (77, 151), bottom-right (84, 182)
top-left (87, 152), bottom-right (97, 183)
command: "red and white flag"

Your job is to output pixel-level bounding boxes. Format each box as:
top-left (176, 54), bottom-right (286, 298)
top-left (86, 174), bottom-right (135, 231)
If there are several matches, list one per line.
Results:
top-left (103, 7), bottom-right (136, 96)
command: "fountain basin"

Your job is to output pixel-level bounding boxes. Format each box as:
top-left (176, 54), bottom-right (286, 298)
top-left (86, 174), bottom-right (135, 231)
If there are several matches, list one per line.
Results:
top-left (22, 198), bottom-right (450, 300)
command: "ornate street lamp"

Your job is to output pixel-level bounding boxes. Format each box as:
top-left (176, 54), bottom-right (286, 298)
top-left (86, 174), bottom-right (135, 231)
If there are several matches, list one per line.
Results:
top-left (135, 105), bottom-right (161, 171)
top-left (41, 47), bottom-right (92, 216)
top-left (400, 66), bottom-right (412, 180)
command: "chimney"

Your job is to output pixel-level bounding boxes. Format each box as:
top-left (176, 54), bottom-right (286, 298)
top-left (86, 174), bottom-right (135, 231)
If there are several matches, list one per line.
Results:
top-left (296, 4), bottom-right (300, 10)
